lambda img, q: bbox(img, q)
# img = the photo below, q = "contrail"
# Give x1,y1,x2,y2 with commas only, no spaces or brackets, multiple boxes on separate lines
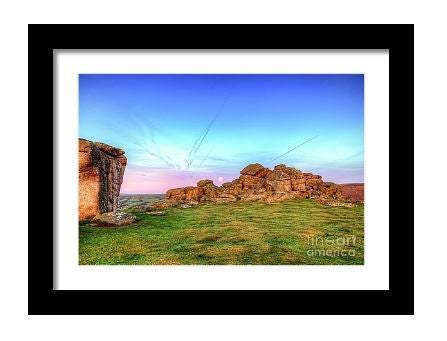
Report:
191,115,217,155
271,135,318,162
187,127,205,160
323,149,364,168
198,146,215,168
186,115,217,168
186,80,221,160
127,114,184,169
146,150,176,168
343,150,364,160
186,87,233,168
185,115,215,168
130,137,181,169
187,115,216,161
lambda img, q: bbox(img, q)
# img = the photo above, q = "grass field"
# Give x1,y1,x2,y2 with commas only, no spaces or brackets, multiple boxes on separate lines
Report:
79,198,364,265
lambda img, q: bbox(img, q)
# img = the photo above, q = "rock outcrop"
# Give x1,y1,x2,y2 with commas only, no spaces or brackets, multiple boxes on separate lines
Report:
150,163,363,210
340,183,364,202
79,138,127,220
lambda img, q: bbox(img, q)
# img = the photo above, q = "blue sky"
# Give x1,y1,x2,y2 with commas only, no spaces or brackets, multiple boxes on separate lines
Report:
79,74,364,194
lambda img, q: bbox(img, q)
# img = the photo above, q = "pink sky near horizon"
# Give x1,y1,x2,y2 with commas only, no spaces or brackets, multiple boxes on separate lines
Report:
120,166,364,194
120,168,236,194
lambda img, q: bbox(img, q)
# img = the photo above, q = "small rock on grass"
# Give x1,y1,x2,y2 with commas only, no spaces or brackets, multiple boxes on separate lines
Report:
324,201,355,208
146,211,166,216
92,211,137,227
180,204,192,208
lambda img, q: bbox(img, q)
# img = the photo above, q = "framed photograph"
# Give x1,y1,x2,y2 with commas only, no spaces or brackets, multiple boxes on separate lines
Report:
28,24,413,314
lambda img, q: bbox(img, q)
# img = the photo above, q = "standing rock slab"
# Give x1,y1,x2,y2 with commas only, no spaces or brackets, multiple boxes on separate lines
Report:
79,138,127,220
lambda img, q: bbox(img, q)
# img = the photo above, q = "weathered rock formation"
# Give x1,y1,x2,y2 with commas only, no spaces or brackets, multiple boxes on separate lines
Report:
79,138,127,220
340,183,364,202
150,163,363,210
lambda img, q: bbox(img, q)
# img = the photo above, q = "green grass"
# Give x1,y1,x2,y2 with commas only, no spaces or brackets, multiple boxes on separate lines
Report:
79,199,364,265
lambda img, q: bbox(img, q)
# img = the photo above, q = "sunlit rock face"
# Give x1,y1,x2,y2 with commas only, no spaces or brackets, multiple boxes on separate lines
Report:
150,163,363,210
340,183,364,203
79,139,127,220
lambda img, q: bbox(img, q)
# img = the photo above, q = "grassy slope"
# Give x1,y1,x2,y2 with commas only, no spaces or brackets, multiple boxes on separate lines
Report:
79,199,364,265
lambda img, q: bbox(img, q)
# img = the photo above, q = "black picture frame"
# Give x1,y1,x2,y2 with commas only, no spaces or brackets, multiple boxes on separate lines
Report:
28,24,414,315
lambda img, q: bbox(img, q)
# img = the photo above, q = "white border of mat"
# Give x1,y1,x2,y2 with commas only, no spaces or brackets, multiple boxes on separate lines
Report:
54,50,389,290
